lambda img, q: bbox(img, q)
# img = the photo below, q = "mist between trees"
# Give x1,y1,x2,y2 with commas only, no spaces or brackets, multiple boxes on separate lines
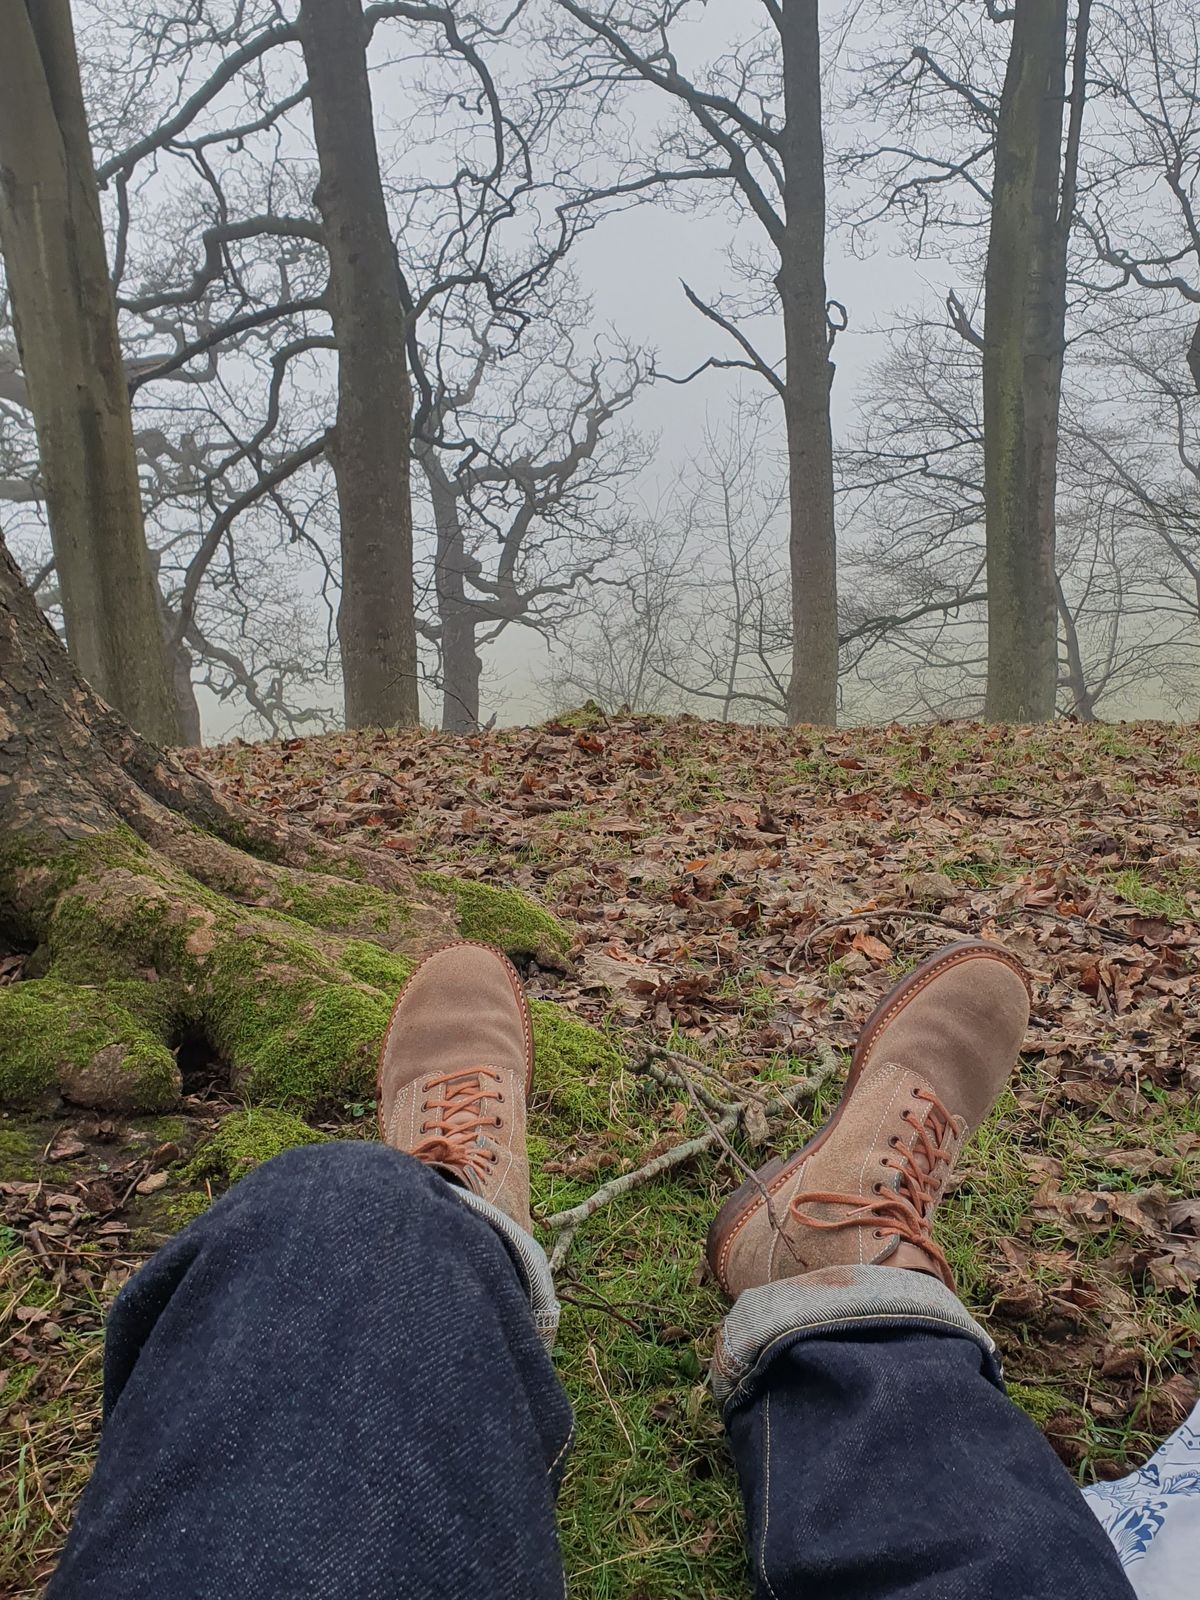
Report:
2,0,1199,741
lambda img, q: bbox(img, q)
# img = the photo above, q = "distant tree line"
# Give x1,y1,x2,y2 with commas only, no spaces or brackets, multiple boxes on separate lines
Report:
1,0,1198,738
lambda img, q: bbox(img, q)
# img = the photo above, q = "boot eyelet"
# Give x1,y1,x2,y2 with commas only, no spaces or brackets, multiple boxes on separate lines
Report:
872,1229,885,1239
872,1182,884,1194
888,1135,900,1147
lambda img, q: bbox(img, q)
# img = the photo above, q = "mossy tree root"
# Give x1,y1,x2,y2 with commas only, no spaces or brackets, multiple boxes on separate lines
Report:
0,829,572,1114
0,535,571,1115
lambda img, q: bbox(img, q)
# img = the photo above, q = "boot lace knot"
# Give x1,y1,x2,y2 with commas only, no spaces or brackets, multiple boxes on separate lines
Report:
411,1067,503,1181
790,1085,957,1289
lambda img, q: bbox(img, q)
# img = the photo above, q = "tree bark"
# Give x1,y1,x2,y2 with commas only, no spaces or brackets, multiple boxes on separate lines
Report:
170,637,204,746
298,0,420,729
440,606,483,734
983,0,1086,722
780,0,838,727
0,0,180,744
0,534,443,917
419,450,482,732
1055,575,1094,721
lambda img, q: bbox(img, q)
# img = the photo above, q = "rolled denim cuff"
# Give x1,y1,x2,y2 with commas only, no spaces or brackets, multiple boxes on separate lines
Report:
712,1264,998,1410
451,1187,560,1349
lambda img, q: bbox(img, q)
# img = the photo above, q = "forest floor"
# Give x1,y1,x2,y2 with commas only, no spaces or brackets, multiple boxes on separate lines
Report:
3,712,1200,1598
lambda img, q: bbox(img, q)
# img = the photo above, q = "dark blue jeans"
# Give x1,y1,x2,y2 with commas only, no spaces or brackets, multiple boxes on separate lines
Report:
48,1143,1135,1599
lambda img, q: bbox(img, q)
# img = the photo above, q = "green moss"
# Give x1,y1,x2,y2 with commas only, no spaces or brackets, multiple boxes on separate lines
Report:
185,1107,328,1187
529,1001,622,1127
340,940,413,994
221,818,284,860
2,825,150,900
552,700,607,729
274,876,412,942
419,874,570,960
136,1114,188,1145
308,847,364,880
0,1124,41,1180
230,980,393,1106
0,978,179,1111
48,866,194,986
161,1190,212,1227
1009,1382,1074,1428
2,828,571,1120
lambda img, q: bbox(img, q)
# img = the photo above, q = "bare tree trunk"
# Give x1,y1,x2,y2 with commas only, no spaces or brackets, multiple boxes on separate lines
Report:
983,0,1087,722
0,0,180,744
780,0,838,727
419,450,481,732
1055,575,1094,720
298,0,419,729
148,552,204,745
440,608,482,734
170,638,203,745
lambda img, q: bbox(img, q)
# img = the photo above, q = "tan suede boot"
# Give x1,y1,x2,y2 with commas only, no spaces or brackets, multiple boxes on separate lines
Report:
707,940,1030,1299
377,941,534,1232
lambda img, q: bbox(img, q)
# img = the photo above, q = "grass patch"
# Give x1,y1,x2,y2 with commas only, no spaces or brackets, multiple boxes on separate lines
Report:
1109,870,1190,923
553,1181,745,1599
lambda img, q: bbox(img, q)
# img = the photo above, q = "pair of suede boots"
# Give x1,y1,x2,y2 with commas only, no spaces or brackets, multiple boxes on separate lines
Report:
377,938,1030,1303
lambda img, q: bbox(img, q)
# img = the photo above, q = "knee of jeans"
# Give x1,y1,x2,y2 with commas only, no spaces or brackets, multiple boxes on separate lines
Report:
229,1141,447,1232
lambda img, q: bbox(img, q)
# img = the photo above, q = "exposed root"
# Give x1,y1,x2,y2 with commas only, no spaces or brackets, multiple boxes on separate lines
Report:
0,826,572,1115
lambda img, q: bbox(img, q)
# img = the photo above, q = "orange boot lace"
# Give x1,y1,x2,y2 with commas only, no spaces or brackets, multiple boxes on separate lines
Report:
411,1067,504,1182
790,1086,957,1289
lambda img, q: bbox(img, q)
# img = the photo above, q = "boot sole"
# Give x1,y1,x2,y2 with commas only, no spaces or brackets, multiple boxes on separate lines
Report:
704,938,1029,1294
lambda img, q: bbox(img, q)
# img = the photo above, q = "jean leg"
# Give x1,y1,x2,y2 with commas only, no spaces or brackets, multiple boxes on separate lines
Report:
718,1269,1136,1600
48,1143,573,1600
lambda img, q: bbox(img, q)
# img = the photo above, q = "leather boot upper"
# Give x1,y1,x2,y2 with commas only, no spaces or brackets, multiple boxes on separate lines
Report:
711,941,1030,1298
377,941,534,1232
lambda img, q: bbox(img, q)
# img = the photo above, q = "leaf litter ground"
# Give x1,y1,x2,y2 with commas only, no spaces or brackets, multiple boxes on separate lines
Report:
3,714,1199,1597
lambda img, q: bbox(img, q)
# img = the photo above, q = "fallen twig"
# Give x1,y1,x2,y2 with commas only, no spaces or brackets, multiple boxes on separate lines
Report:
993,906,1137,944
797,901,1138,962
557,1284,646,1333
799,907,967,960
647,1046,771,1105
673,1061,772,1197
637,1055,738,1117
548,1222,580,1273
544,1054,837,1273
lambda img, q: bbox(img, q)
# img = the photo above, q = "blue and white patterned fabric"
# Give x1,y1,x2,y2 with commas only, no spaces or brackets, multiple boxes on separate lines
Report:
1083,1403,1200,1599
